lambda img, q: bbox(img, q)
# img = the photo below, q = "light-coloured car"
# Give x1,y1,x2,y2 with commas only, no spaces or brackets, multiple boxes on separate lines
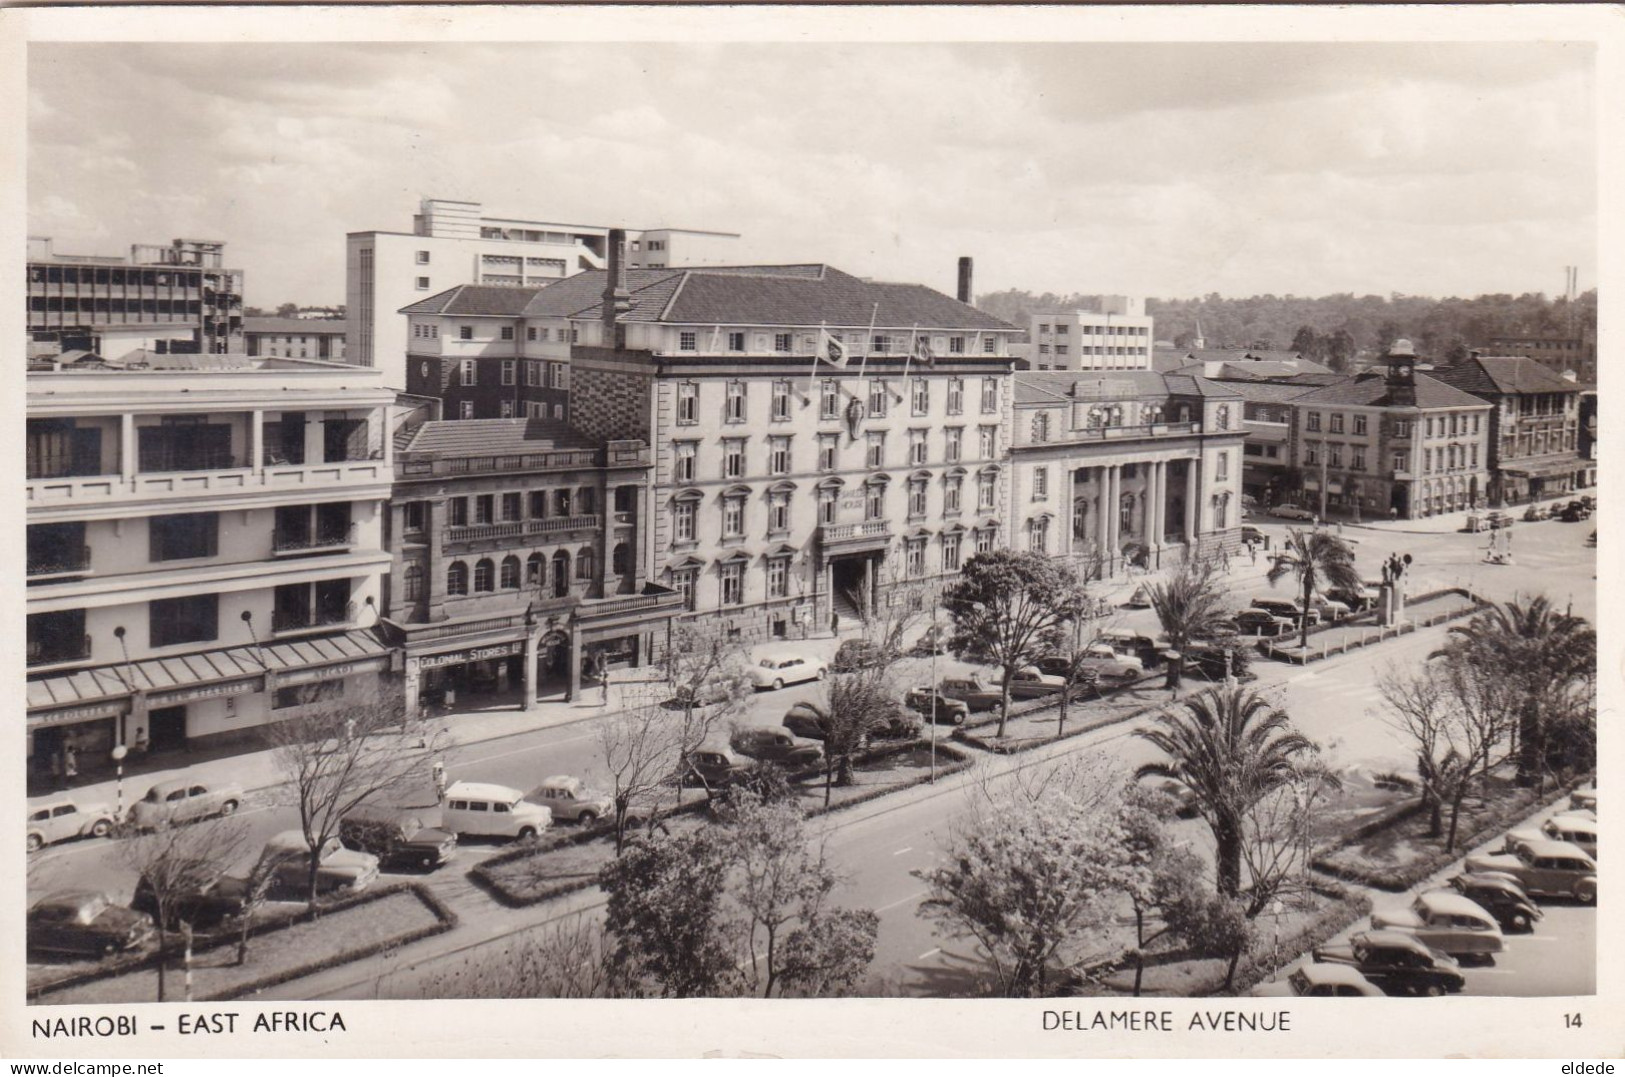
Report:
441,781,553,841
127,777,243,829
1505,814,1597,861
1250,963,1384,998
529,776,612,825
1004,666,1067,698
255,831,381,897
747,652,827,691
1569,789,1597,814
1309,593,1353,621
1465,838,1597,903
27,796,117,852
1274,505,1317,521
1370,891,1505,958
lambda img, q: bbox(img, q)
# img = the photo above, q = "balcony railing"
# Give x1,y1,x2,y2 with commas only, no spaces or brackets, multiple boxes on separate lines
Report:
818,520,894,552
272,602,356,634
27,546,92,579
1061,421,1204,442
398,449,605,478
443,515,601,546
138,450,244,474
398,613,529,642
579,588,685,620
28,635,92,668
272,524,357,554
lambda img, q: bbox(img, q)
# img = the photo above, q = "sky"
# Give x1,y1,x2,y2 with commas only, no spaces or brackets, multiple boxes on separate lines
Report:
27,40,1597,309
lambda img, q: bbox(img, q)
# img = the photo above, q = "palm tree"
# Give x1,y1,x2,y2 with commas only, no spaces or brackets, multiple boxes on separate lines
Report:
1434,596,1596,785
1264,527,1362,648
1147,558,1233,690
1133,687,1316,897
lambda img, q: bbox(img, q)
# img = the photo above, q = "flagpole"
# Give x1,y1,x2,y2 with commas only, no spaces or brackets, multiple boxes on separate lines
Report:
804,321,826,403
898,323,916,399
856,302,879,384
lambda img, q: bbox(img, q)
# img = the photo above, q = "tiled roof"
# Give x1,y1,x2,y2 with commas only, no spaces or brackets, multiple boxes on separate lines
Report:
1219,380,1321,403
1431,355,1584,397
1013,370,1241,405
243,317,346,335
401,418,597,456
1163,373,1244,399
1288,372,1492,410
106,350,260,371
1150,347,1193,373
399,284,540,317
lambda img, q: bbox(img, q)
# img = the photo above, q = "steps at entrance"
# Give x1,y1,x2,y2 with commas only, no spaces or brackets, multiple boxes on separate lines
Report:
831,589,863,623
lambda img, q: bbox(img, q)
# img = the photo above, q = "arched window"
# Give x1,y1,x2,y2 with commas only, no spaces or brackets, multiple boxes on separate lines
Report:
576,545,595,580
500,555,521,589
551,550,570,597
473,558,495,592
403,562,424,602
612,542,630,576
527,551,545,585
446,561,468,596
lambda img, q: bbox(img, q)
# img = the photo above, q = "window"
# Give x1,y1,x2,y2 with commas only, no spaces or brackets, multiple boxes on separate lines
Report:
1354,414,1368,436
447,498,469,527
772,380,792,421
819,489,837,525
728,332,746,352
722,496,745,537
1306,412,1321,432
909,478,928,518
942,532,962,572
499,327,515,344
679,331,697,351
947,377,964,415
911,378,930,415
472,558,494,592
677,382,699,425
526,327,538,343
554,488,573,517
459,326,474,342
724,439,746,479
1329,414,1343,434
981,377,999,413
404,501,426,532
868,380,888,419
979,426,997,459
1305,447,1318,466
416,276,430,290
1056,345,1069,356
1393,419,1412,438
674,499,697,542
871,334,892,355
150,593,218,648
909,428,928,465
500,556,521,589
774,333,792,353
458,359,477,387
721,562,744,605
1470,443,1478,467
1028,516,1050,555
768,491,791,533
866,432,886,468
1392,453,1406,473
674,567,698,611
1216,452,1228,481
674,441,697,483
978,471,997,511
767,557,789,598
549,363,567,390
725,381,746,422
950,335,966,354
1032,412,1050,443
149,512,218,562
1423,448,1433,473
416,251,430,265
576,546,595,580
1426,417,1436,438
818,434,838,472
770,436,791,475
1032,466,1049,500
943,426,963,463
553,404,565,420
1353,449,1366,471
865,483,886,521
976,526,996,553
525,361,540,386
820,380,840,420
473,494,494,525
1329,446,1342,469
983,337,996,354
906,539,926,578
944,474,963,514
1472,414,1481,434
458,401,474,419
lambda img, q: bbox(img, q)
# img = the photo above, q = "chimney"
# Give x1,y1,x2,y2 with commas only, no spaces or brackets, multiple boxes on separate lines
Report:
957,257,973,304
602,228,631,350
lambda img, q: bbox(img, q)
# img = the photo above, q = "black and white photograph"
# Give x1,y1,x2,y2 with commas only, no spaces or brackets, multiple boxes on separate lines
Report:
3,2,1619,1060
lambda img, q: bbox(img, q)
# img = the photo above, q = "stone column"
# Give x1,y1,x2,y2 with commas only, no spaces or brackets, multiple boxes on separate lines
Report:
567,624,582,703
425,497,448,622
595,478,612,600
251,409,264,477
521,631,539,712
120,413,137,482
1105,464,1121,570
1185,457,1201,546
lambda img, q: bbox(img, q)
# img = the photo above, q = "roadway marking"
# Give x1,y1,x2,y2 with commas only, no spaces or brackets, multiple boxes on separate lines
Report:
891,846,914,857
917,947,941,960
876,888,928,914
459,740,568,768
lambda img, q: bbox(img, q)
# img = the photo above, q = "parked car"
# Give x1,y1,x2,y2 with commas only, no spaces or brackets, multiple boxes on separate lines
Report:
1004,666,1067,698
669,676,734,710
1240,525,1266,545
1230,609,1294,637
1522,503,1548,522
27,795,117,853
1504,813,1598,861
1250,963,1384,998
1325,584,1377,612
783,700,918,742
1251,597,1320,626
526,776,613,826
731,727,823,768
747,652,827,690
1369,891,1505,960
255,831,381,897
831,639,888,673
910,623,951,657
440,781,553,841
1465,838,1597,903
1312,930,1466,996
683,746,750,788
1308,593,1353,622
1092,630,1159,668
936,675,1003,712
339,805,458,870
1032,655,1107,686
1274,505,1317,521
27,891,155,959
1444,873,1542,933
1569,789,1598,814
1559,502,1591,522
1182,641,1252,682
1123,585,1152,609
127,778,243,830
131,870,250,929
903,686,969,726
782,701,830,741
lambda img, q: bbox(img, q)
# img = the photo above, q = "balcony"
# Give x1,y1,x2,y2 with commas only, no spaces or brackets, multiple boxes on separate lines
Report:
818,519,894,554
398,449,605,478
1058,421,1204,444
578,586,686,622
443,515,601,548
272,602,357,636
138,449,245,474
27,635,92,668
1393,469,1415,481
30,457,392,505
27,546,92,581
272,524,357,556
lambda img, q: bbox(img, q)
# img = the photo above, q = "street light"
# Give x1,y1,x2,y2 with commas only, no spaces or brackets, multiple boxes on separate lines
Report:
110,744,128,822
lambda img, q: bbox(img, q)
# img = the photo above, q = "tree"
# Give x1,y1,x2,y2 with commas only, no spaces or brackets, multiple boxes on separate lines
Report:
942,550,1088,738
263,690,437,904
1133,687,1318,898
797,667,898,804
600,829,741,998
1264,527,1362,648
427,915,615,999
275,302,299,318
117,817,250,1001
720,793,878,997
598,702,691,856
1146,557,1233,690
662,622,753,727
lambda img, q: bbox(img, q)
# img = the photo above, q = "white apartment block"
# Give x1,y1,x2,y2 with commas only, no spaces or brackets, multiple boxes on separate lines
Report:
1030,297,1155,371
25,356,395,785
346,196,739,389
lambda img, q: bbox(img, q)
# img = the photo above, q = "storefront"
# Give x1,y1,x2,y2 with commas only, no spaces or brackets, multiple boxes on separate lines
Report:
408,640,526,712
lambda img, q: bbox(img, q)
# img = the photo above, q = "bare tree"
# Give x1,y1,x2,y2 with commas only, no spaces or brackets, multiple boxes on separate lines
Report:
263,688,438,904
598,701,698,855
427,915,615,999
795,667,901,805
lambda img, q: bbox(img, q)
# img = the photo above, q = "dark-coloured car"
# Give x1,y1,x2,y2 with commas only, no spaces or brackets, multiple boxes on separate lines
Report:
1464,838,1597,903
1312,930,1466,996
910,623,951,657
1182,641,1252,682
1229,609,1294,637
903,686,969,726
1093,630,1162,668
730,727,823,768
831,639,889,673
131,871,250,929
683,747,750,788
1445,873,1542,933
28,891,155,958
1559,502,1591,522
783,700,919,741
1240,525,1266,545
339,806,458,872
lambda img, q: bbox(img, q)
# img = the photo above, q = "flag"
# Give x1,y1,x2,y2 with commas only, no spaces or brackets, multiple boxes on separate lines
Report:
824,328,849,368
914,333,935,367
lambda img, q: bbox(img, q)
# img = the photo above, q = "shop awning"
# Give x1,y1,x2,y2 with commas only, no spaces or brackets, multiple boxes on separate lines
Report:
1499,457,1582,479
28,629,391,712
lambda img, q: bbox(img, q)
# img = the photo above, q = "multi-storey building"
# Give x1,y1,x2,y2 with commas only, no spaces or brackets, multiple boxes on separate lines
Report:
1008,371,1247,574
1030,298,1154,371
27,236,245,358
1284,343,1492,519
243,317,347,361
25,356,395,789
1485,332,1596,385
397,285,574,421
1429,353,1586,504
346,196,738,387
381,418,683,714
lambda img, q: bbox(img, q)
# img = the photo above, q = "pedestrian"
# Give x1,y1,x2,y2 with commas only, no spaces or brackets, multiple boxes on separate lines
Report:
1249,542,1258,566
63,744,78,779
1390,506,1398,521
432,758,447,801
830,611,840,637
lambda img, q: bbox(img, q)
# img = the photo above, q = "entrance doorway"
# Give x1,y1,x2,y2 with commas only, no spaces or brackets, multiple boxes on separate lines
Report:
147,705,188,751
830,556,873,622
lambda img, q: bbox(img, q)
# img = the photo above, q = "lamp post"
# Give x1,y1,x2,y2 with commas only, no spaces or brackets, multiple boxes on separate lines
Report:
110,744,128,823
928,603,939,784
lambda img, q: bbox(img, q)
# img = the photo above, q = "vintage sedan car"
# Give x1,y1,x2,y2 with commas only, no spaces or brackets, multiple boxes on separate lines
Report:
682,746,750,789
1465,838,1597,903
1274,505,1317,521
527,776,613,826
126,777,243,830
28,891,155,958
1092,631,1159,668
1569,788,1597,814
1325,584,1377,613
1369,891,1505,959
1250,963,1384,998
27,795,118,852
784,700,919,741
1308,593,1353,622
1312,930,1466,996
1229,609,1295,637
339,806,458,871
730,727,823,768
1003,666,1067,699
1444,873,1542,933
1504,814,1598,862
746,652,827,691
131,870,251,929
902,687,969,726
1251,597,1321,626
1240,525,1266,545
831,639,889,673
936,675,1004,712
256,831,380,898
1123,585,1153,609
909,623,951,657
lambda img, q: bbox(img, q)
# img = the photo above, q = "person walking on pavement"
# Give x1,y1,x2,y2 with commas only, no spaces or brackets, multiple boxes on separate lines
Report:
63,744,78,780
432,758,447,801
599,656,611,706
1249,542,1258,566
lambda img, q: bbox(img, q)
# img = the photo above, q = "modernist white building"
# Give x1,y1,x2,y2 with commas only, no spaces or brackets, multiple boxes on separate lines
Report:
1030,297,1155,372
346,196,739,389
25,354,395,788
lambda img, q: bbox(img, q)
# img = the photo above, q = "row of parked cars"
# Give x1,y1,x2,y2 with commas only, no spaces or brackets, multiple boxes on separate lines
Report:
1253,790,1599,997
27,777,246,854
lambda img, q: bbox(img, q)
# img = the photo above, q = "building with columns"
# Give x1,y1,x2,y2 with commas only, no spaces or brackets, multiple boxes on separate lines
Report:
380,417,683,715
1008,371,1247,576
25,354,394,788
